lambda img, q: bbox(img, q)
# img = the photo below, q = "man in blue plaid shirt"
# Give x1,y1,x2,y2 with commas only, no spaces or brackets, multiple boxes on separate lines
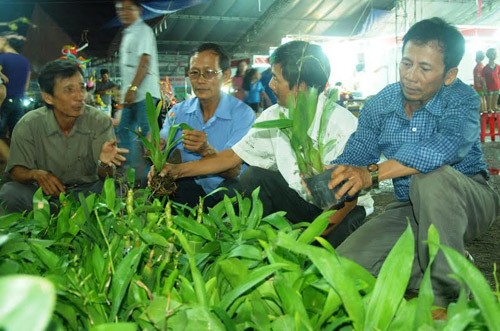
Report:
328,17,500,308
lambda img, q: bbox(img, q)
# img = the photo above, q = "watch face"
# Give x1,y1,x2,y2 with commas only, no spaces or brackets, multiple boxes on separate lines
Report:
368,164,379,172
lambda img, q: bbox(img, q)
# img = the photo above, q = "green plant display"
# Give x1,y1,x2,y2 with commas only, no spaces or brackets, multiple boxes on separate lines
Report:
253,88,338,178
0,181,498,330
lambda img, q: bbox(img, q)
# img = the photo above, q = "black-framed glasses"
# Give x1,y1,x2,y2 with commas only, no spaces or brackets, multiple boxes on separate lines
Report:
188,69,223,80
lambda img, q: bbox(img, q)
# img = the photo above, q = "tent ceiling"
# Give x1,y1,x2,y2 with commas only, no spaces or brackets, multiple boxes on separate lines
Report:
2,0,499,62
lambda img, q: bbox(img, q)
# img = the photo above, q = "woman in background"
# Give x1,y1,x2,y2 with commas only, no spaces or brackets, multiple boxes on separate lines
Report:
231,60,247,101
242,67,267,113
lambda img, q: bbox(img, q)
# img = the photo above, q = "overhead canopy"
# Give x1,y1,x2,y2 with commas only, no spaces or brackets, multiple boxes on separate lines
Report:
1,0,499,67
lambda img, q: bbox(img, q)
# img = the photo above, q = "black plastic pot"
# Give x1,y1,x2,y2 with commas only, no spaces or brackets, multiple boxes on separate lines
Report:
304,168,348,210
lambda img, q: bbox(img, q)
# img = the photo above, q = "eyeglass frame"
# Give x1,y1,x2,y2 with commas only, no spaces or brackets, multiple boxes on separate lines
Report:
188,69,224,80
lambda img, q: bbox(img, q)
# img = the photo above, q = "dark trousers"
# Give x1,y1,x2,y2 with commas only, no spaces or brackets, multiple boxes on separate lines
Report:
170,177,240,209
239,166,366,247
0,98,25,138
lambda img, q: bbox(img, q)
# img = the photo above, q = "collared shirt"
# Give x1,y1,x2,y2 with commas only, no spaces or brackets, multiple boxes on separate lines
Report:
160,93,255,193
334,79,488,201
6,105,115,185
233,94,363,201
119,18,161,102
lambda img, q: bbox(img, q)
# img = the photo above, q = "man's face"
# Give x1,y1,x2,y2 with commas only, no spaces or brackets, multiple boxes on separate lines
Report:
269,64,293,107
101,73,109,81
189,50,226,102
42,72,86,119
116,0,140,26
399,40,456,105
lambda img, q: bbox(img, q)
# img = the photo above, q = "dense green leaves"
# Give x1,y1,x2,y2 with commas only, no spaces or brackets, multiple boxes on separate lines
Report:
1,184,498,330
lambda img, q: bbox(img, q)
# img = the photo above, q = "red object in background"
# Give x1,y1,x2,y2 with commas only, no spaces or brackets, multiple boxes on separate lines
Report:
489,167,500,175
480,112,500,142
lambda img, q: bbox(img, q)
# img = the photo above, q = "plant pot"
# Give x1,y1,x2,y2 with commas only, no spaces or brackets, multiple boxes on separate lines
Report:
304,168,348,210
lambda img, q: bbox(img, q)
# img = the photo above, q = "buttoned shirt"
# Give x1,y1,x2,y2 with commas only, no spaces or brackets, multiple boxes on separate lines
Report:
160,93,255,193
334,79,488,201
6,105,115,185
233,94,360,201
119,18,161,102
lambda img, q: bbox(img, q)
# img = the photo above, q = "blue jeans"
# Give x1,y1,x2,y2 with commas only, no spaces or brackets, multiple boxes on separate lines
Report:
116,99,151,184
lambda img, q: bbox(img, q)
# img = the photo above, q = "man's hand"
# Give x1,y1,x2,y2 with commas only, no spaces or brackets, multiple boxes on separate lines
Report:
182,129,212,156
33,170,66,196
124,89,136,105
159,163,182,179
99,140,129,166
328,165,372,199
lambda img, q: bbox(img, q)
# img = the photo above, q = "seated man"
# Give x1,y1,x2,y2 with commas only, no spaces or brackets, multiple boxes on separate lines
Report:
154,40,373,247
0,59,128,213
159,43,255,208
328,18,500,307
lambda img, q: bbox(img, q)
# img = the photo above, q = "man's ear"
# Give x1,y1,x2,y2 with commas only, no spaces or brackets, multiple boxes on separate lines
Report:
444,67,458,86
41,92,54,106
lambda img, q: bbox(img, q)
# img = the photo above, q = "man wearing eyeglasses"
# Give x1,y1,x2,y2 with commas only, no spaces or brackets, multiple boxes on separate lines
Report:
115,0,161,185
157,43,255,208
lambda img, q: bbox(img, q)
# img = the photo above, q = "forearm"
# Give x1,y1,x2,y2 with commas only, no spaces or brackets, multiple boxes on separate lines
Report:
130,55,150,88
378,159,419,182
177,149,242,178
323,199,357,235
199,144,241,179
10,166,40,184
97,161,116,180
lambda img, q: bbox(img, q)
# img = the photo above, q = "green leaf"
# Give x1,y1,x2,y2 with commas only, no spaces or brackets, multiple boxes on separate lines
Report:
276,234,365,330
274,274,314,331
30,242,60,271
252,118,293,129
440,244,500,330
0,275,56,331
364,223,414,331
297,211,331,244
227,244,262,261
90,323,137,331
103,178,116,213
173,215,214,241
109,246,145,321
219,263,288,311
179,123,194,130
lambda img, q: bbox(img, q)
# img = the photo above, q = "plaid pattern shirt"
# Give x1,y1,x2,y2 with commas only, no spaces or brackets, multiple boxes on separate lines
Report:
333,79,488,201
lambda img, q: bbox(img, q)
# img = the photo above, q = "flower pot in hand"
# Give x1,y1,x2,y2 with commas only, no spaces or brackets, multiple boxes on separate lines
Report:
304,168,348,210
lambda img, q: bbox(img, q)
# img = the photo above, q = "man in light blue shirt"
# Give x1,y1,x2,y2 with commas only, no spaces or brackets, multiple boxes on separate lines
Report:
159,43,255,207
329,18,500,308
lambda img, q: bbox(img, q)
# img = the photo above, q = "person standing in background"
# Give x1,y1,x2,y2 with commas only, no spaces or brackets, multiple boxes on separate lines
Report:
115,0,161,185
242,67,268,113
0,32,31,148
231,60,247,101
473,51,487,113
95,68,117,116
482,48,500,113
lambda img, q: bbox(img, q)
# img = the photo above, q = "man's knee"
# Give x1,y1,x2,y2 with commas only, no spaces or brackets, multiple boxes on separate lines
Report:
410,165,457,197
239,167,271,195
0,182,35,213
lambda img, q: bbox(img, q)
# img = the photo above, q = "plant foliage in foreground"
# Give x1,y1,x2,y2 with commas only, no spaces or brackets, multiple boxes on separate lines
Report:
0,179,499,330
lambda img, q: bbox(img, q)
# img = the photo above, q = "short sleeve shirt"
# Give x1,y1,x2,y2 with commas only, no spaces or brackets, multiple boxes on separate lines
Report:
119,18,161,101
6,105,115,185
233,94,359,200
160,93,255,193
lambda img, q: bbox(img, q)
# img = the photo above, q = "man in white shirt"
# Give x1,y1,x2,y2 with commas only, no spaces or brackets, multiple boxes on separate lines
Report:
115,0,161,185
154,41,373,247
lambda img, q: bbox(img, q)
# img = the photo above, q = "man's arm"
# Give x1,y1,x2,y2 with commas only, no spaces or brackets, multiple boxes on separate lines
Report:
10,165,66,196
322,199,357,236
124,54,150,105
160,148,243,179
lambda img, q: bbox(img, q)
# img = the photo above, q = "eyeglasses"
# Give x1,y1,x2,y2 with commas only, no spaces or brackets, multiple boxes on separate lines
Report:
188,69,223,80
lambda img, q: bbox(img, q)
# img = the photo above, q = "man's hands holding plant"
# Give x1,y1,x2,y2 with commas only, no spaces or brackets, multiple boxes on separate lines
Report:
182,129,215,156
328,165,372,199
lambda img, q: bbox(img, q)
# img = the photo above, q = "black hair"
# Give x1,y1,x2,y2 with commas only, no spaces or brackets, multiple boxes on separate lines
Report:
269,40,330,93
242,68,258,92
475,50,485,62
38,59,83,97
486,48,496,60
192,43,231,72
100,68,109,76
115,0,141,6
402,17,465,72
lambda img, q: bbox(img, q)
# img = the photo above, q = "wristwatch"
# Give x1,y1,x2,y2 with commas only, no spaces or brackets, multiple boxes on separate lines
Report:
367,163,379,189
128,85,138,92
97,159,116,170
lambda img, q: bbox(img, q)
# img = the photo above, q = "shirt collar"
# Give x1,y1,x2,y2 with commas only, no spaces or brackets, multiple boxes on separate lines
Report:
45,105,91,137
124,18,143,33
392,82,447,117
186,93,233,120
